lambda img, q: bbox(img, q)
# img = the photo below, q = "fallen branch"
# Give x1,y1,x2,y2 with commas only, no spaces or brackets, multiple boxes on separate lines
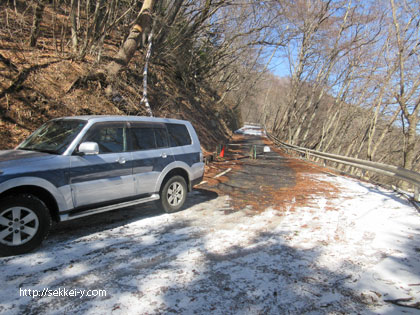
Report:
384,297,420,310
214,168,232,179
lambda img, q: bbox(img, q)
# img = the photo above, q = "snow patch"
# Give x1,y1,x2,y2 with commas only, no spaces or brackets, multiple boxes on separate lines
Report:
0,175,419,314
235,125,266,136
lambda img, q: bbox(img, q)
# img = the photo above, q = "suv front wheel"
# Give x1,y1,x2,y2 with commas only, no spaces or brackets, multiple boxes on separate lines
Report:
159,176,187,213
0,194,52,256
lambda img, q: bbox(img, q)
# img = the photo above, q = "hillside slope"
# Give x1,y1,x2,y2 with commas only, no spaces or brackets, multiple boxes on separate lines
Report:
0,4,238,152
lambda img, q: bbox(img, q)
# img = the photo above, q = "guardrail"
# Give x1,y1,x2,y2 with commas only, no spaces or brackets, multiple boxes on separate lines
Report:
266,133,420,202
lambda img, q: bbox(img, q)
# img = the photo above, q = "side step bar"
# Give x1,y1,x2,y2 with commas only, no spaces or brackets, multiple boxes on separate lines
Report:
60,194,160,221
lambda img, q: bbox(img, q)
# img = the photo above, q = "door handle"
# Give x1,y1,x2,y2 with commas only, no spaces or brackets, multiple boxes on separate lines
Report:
117,157,126,164
161,153,167,158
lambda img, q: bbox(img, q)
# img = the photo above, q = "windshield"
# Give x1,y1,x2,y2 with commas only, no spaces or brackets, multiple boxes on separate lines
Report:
18,119,87,154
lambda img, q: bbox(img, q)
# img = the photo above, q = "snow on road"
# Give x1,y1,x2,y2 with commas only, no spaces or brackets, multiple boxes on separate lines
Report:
0,124,419,314
235,124,266,136
0,174,419,314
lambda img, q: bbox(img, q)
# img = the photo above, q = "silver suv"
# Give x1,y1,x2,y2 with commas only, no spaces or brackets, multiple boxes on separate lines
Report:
0,116,204,256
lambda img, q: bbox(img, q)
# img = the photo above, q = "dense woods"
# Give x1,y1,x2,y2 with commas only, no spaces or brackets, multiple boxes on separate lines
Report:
0,0,419,178
240,0,420,179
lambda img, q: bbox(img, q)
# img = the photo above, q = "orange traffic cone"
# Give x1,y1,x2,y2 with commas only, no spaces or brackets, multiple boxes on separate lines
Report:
220,146,225,158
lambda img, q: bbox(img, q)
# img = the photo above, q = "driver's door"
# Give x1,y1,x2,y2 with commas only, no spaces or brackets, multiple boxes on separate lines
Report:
69,122,135,208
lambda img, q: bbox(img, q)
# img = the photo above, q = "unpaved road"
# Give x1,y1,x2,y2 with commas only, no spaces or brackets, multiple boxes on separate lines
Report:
0,134,419,314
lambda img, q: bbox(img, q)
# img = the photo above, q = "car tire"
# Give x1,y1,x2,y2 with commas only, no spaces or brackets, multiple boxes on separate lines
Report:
158,176,187,213
0,194,52,256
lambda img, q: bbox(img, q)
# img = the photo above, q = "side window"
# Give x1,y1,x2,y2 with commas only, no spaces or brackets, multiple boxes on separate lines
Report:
84,124,127,153
132,127,156,150
155,128,169,148
166,123,192,147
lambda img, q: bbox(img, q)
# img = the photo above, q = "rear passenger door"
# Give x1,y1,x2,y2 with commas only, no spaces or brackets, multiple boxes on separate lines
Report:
130,123,174,195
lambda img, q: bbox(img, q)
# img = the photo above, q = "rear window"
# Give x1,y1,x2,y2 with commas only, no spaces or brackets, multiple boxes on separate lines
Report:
166,123,192,147
155,128,169,148
132,127,155,150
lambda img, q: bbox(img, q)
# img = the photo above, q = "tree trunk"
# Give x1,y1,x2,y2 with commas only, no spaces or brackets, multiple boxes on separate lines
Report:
403,112,419,170
70,0,79,52
155,0,184,48
29,0,46,47
106,0,155,82
79,0,106,58
140,28,154,117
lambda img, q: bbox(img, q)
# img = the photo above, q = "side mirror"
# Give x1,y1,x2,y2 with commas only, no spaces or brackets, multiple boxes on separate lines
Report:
78,142,99,155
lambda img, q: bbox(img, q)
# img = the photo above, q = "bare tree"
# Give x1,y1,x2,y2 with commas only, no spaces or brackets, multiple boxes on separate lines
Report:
389,0,420,171
29,0,47,47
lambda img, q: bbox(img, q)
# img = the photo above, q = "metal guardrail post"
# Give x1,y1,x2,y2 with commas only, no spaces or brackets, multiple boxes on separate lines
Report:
248,145,257,159
415,186,419,202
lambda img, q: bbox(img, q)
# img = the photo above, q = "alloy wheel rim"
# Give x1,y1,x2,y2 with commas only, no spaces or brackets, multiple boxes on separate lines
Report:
167,182,184,207
0,207,39,246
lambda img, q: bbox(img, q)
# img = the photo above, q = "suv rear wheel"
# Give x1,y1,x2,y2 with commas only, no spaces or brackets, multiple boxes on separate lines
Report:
158,176,187,213
0,194,52,256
